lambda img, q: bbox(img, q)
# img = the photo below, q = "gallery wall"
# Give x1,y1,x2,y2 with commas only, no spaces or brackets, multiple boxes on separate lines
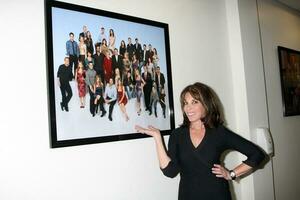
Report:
258,0,300,199
0,0,242,199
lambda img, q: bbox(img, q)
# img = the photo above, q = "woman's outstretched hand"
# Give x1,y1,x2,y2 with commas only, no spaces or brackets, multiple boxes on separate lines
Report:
135,125,161,139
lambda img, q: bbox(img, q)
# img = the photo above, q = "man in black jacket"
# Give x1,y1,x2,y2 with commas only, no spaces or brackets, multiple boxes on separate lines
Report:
111,48,123,76
57,57,73,112
93,45,104,85
155,66,166,118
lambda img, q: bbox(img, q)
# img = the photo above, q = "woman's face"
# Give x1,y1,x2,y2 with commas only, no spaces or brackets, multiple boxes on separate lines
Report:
183,92,205,124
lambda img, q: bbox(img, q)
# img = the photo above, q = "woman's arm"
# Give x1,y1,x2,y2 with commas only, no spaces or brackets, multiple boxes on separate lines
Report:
75,69,78,82
212,163,252,180
135,125,170,169
212,126,266,180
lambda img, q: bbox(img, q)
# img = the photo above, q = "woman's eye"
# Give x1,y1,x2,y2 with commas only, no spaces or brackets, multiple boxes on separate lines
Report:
192,100,199,104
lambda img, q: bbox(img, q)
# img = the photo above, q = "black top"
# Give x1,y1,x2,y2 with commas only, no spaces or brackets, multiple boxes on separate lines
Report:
57,64,72,85
161,125,266,200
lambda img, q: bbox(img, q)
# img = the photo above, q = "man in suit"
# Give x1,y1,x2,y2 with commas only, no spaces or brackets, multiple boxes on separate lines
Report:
85,62,97,117
66,32,79,78
97,27,107,44
104,78,117,121
134,38,142,62
93,45,105,85
57,57,73,112
145,44,154,63
155,66,166,118
127,37,134,61
142,65,153,113
140,44,147,69
111,48,123,76
79,25,88,41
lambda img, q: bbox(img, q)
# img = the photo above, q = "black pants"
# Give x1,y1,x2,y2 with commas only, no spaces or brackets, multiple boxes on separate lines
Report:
143,86,151,110
95,96,105,113
88,87,95,115
60,83,72,108
106,97,116,118
69,55,78,77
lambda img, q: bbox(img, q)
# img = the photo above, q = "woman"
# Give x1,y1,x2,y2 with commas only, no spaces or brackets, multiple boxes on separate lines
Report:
123,52,131,75
75,62,86,108
152,48,159,69
117,79,129,121
134,69,145,115
108,29,116,51
114,67,121,86
149,82,159,117
135,82,266,200
132,54,139,72
123,71,134,100
119,40,126,57
78,36,87,63
101,38,108,48
93,75,106,116
103,48,113,84
85,31,94,55
146,57,154,79
84,51,94,69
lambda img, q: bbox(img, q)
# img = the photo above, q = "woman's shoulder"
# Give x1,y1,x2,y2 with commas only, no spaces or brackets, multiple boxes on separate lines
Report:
171,126,188,137
208,124,238,139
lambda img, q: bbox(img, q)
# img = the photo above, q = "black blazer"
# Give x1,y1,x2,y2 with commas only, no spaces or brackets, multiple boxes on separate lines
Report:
93,53,104,73
155,73,165,89
112,54,124,72
142,71,153,90
133,43,142,60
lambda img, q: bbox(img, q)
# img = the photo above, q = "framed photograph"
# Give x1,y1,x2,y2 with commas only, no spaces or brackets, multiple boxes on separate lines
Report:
277,46,300,116
45,0,175,148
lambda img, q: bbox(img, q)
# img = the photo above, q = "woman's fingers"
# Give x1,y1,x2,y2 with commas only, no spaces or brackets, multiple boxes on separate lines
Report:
135,125,154,136
211,164,230,180
135,125,160,138
148,125,158,131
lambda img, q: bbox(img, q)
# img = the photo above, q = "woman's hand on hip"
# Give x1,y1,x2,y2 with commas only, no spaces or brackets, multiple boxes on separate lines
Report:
211,164,231,180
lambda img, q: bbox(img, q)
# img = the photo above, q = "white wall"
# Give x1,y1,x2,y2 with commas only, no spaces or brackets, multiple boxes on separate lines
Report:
225,1,275,199
258,0,300,199
0,0,247,199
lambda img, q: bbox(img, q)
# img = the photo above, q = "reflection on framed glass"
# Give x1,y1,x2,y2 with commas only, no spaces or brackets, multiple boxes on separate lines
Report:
277,46,300,116
45,0,175,148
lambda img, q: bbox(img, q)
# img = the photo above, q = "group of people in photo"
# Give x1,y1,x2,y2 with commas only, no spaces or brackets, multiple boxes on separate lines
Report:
57,25,167,122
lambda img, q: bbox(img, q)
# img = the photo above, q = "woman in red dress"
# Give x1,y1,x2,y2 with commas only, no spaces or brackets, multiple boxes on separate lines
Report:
103,48,113,84
117,78,129,121
75,62,86,108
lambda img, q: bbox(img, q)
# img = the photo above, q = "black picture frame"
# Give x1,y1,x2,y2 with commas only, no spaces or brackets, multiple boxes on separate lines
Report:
277,46,300,116
45,0,175,148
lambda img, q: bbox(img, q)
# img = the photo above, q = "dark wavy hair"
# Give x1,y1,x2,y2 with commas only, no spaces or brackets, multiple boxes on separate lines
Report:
180,82,224,128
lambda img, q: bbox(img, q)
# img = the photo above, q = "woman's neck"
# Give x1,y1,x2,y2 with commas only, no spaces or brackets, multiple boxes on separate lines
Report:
190,120,204,130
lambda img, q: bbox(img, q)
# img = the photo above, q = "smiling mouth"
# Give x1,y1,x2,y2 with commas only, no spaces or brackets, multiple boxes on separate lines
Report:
186,112,195,117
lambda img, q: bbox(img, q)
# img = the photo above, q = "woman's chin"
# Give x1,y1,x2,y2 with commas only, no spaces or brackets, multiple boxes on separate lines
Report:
188,117,201,124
